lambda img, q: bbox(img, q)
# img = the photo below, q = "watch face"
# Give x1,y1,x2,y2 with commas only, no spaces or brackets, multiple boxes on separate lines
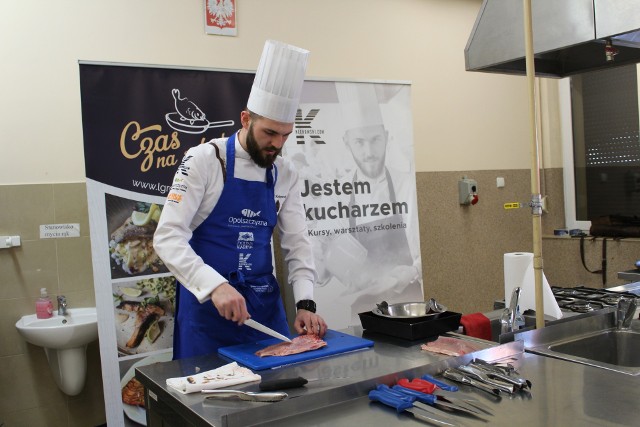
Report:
297,300,316,313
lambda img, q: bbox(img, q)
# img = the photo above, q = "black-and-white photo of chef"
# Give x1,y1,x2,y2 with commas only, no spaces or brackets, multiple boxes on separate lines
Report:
307,82,424,327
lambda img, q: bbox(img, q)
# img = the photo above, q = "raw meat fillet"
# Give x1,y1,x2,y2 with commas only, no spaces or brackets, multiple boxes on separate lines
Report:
420,336,480,356
255,334,327,357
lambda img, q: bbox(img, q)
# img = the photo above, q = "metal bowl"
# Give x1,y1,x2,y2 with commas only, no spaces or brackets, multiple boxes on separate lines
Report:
372,301,447,319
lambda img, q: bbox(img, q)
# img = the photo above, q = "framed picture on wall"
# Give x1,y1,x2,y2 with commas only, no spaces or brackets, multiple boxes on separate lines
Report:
205,0,237,36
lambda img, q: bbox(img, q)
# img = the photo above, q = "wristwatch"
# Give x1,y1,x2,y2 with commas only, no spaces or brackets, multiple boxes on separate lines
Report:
296,299,316,313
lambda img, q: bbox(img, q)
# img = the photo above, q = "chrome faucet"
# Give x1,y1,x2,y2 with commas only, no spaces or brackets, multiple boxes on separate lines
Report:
616,297,637,331
500,287,521,334
57,295,67,316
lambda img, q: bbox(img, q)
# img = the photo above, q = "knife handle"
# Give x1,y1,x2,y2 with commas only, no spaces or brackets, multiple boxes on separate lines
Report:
421,374,459,392
392,385,437,405
369,389,413,413
259,376,308,391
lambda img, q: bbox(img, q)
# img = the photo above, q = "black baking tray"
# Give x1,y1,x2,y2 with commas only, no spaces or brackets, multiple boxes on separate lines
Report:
358,310,462,341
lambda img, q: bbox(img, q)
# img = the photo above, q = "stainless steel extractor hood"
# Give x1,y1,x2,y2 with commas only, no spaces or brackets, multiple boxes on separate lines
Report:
465,0,640,77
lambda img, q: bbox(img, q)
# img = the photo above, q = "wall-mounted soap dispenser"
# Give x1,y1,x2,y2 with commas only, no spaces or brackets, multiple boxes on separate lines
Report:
459,176,478,205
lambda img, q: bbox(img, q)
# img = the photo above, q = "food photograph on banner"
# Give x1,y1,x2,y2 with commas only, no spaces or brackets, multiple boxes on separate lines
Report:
286,81,424,329
113,275,176,356
106,195,168,279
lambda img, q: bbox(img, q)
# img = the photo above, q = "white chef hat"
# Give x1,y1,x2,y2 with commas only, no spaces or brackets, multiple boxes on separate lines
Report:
335,82,384,132
247,40,310,124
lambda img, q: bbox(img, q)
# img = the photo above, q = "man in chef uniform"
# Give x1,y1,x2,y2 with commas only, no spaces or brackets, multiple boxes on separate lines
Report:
321,83,423,323
154,40,327,359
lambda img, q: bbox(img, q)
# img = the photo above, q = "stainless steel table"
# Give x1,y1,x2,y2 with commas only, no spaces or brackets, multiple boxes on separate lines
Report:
136,327,639,427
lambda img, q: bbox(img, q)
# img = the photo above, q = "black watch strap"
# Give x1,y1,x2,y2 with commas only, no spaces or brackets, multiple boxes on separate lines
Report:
296,299,316,313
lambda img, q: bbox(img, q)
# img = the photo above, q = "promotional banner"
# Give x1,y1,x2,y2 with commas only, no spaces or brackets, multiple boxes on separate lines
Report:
80,62,252,426
289,81,423,328
80,63,421,425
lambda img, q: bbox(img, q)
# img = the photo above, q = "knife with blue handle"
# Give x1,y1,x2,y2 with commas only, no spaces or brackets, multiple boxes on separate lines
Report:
369,388,457,426
392,385,485,418
421,374,459,391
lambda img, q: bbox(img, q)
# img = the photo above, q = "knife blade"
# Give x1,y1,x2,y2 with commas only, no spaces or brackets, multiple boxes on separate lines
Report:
244,319,292,342
202,389,288,402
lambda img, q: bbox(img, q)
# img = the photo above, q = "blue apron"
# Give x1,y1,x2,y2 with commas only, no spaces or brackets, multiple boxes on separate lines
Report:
173,133,289,360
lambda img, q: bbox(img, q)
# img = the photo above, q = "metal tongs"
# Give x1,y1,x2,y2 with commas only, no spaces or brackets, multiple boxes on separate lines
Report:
442,369,501,397
202,389,288,402
455,365,515,394
470,359,532,390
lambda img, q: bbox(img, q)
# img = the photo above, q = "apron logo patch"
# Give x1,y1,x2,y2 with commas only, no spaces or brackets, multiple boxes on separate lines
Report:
238,253,252,271
241,208,261,217
251,283,273,294
237,232,254,249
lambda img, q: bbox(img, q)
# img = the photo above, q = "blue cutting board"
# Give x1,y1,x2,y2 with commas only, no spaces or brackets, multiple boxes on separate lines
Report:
218,329,374,370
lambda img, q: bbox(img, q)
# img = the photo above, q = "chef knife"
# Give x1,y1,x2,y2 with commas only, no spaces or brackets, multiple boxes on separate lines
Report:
202,389,288,402
259,376,308,391
259,375,351,391
244,319,292,343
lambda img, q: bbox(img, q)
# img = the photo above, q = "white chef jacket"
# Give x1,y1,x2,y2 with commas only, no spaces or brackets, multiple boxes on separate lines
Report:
153,133,316,305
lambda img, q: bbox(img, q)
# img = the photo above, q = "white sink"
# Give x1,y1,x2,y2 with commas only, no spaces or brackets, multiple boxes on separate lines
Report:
16,307,98,349
15,307,98,395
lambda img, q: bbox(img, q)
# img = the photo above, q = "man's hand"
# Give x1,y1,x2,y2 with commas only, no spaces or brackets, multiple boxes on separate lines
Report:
294,310,328,338
210,283,250,325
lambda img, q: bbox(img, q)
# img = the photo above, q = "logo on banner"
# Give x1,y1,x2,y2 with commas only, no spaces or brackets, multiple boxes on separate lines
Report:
119,89,235,174
166,89,234,135
295,109,326,145
237,232,254,249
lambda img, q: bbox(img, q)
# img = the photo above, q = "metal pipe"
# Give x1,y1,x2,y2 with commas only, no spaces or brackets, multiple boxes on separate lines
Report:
523,0,546,329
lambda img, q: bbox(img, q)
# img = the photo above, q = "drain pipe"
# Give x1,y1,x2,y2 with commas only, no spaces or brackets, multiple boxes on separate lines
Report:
523,0,546,329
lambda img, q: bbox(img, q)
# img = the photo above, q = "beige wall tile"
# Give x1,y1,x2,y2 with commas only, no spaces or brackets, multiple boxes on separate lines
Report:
0,297,33,357
417,170,533,314
0,404,69,427
57,237,94,294
53,183,90,238
542,237,640,288
0,239,58,300
0,352,67,414
0,184,55,241
57,290,97,310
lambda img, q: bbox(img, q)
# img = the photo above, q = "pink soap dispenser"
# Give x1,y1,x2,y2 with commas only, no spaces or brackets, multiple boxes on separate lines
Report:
36,288,53,319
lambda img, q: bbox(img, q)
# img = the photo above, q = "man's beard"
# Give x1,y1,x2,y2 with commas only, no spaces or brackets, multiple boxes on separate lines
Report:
354,153,385,179
246,123,281,168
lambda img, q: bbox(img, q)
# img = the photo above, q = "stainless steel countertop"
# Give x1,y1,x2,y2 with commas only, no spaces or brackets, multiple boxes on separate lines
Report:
617,270,640,282
265,350,639,427
608,280,640,295
136,326,639,427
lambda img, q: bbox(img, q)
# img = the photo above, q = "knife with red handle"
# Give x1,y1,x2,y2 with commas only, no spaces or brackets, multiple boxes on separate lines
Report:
397,378,438,394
